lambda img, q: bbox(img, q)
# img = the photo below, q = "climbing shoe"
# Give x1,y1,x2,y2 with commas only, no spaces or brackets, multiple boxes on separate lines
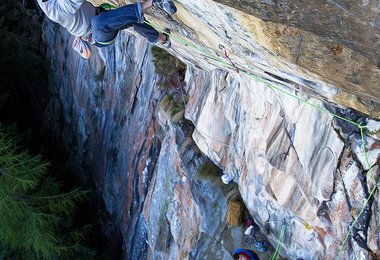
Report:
72,37,91,59
161,28,171,49
153,0,177,15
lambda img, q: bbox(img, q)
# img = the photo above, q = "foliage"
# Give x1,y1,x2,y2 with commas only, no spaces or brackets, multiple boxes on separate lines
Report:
151,46,179,77
152,46,188,122
167,93,187,115
0,132,93,259
197,161,220,179
0,1,96,258
151,46,186,83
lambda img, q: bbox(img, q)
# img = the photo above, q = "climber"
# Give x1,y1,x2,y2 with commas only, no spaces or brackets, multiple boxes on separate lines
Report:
36,0,177,59
233,248,260,260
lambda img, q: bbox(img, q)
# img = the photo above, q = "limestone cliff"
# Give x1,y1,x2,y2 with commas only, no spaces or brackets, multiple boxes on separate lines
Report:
42,0,380,259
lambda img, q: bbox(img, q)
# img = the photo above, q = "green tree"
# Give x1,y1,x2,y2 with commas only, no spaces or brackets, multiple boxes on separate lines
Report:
0,132,91,259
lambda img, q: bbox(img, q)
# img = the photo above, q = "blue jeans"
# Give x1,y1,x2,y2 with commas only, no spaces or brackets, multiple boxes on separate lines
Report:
91,3,160,47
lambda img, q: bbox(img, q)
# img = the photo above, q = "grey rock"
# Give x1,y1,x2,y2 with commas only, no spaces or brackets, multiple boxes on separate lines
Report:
41,0,380,259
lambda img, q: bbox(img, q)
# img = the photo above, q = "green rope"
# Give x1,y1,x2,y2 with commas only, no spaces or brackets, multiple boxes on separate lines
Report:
239,69,361,126
144,20,230,66
335,126,377,259
360,126,375,181
144,20,362,127
143,19,378,258
270,222,287,260
335,182,377,259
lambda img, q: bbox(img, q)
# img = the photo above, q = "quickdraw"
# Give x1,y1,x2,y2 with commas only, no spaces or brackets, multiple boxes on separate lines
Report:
218,44,240,74
303,221,312,231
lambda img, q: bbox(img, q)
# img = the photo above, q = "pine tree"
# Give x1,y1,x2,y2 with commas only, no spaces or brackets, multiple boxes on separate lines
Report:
0,132,91,259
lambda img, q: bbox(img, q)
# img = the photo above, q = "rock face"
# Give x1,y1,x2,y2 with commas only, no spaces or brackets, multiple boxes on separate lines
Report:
213,0,380,67
43,21,160,257
41,0,380,259
159,0,380,117
185,67,380,259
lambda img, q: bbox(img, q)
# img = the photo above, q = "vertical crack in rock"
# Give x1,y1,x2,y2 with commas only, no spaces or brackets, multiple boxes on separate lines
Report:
278,123,296,164
329,121,347,196
130,47,150,114
338,129,380,254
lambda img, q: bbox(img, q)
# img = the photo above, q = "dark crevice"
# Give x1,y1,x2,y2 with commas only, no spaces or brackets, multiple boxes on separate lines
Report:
264,71,292,84
341,175,353,213
329,122,348,202
342,136,379,254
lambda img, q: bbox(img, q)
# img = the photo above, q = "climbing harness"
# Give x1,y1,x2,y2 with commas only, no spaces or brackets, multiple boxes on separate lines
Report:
99,3,117,10
141,20,377,259
95,3,118,15
218,44,240,74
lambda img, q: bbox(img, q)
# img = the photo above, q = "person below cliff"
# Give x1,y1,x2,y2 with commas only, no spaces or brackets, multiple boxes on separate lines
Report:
37,0,177,59
233,248,260,260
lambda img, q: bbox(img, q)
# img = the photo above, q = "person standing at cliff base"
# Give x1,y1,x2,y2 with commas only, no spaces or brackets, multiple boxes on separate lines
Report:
37,0,177,59
233,248,260,260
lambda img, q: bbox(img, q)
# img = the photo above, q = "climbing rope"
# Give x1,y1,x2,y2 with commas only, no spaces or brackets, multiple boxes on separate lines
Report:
142,19,378,259
334,127,378,260
89,5,378,257
144,20,365,127
270,220,287,260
